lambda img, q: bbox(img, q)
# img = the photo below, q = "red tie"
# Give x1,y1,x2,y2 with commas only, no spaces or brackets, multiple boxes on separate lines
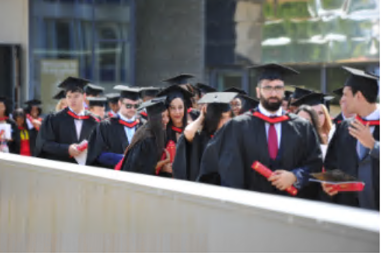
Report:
268,123,278,160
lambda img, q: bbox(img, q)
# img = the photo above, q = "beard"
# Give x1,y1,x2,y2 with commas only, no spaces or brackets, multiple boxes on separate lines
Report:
260,95,282,112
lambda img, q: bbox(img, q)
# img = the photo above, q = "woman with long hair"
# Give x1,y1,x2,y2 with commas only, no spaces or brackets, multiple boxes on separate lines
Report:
296,105,325,145
119,97,169,175
12,108,38,156
172,92,236,181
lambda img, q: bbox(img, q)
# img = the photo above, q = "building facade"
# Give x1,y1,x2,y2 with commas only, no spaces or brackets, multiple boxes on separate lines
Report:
0,0,379,113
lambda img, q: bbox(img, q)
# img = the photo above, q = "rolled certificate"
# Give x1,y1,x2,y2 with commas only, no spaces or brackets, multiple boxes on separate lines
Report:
251,161,298,196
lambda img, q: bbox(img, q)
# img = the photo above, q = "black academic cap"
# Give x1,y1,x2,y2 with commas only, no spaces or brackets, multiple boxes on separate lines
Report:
24,99,41,106
290,86,313,100
87,97,107,107
248,63,299,82
332,87,343,97
113,85,142,101
138,96,167,116
239,94,260,112
291,92,333,107
58,76,89,93
195,83,217,94
157,85,193,107
52,90,66,100
197,92,238,104
162,73,194,85
342,66,379,91
105,93,120,104
223,87,247,95
365,66,379,78
85,83,104,96
283,90,293,101
140,87,162,98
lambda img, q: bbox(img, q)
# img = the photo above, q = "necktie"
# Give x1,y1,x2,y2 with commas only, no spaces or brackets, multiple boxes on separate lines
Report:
268,122,278,160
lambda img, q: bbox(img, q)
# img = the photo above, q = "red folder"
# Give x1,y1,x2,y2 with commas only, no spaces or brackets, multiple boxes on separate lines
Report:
156,140,176,175
251,161,298,196
310,170,365,192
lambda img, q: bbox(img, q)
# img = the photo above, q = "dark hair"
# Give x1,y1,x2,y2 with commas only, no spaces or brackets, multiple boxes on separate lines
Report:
12,108,27,128
25,105,42,116
125,110,166,160
65,87,84,95
350,81,378,103
203,103,231,136
295,105,324,144
0,101,11,117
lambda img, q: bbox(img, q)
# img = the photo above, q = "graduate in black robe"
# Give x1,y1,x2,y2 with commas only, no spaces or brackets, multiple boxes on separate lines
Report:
0,97,18,153
12,108,38,156
120,97,168,175
86,86,145,168
198,64,323,198
105,93,120,118
323,67,380,211
35,77,100,163
173,92,237,181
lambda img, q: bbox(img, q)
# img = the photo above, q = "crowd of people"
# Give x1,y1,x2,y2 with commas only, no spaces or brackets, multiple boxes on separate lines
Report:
0,63,379,211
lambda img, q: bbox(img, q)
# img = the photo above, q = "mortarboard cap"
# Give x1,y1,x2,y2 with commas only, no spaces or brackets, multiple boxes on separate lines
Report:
291,92,333,107
85,83,104,96
198,92,238,105
105,93,120,104
157,85,193,107
195,83,216,95
87,97,107,107
239,94,260,112
58,76,89,93
283,90,293,101
140,86,162,98
248,63,299,82
290,86,313,100
332,87,343,97
162,73,194,85
24,99,42,106
53,90,66,100
138,96,167,116
223,87,247,95
113,85,142,101
342,66,379,91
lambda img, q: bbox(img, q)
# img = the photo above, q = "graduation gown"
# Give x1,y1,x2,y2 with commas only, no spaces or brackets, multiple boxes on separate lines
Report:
172,131,211,181
0,118,18,154
13,127,38,156
332,113,344,126
324,119,380,210
34,107,99,163
188,108,200,121
120,134,159,175
86,116,145,168
197,110,323,198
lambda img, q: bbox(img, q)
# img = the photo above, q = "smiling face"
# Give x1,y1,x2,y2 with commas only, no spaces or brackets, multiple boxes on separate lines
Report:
161,110,170,130
230,98,242,116
168,98,185,127
118,98,139,119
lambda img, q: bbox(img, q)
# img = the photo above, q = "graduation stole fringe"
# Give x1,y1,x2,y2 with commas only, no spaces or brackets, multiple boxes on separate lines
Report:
355,115,380,126
252,111,290,124
171,126,183,133
119,119,140,128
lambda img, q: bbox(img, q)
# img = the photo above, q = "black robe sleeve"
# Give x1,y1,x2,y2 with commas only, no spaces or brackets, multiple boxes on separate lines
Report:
7,119,18,154
34,114,70,158
173,132,210,181
86,123,108,166
120,137,158,175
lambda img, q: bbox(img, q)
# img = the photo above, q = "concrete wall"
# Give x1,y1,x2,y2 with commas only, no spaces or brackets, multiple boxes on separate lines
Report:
0,0,29,102
135,0,205,87
0,153,379,252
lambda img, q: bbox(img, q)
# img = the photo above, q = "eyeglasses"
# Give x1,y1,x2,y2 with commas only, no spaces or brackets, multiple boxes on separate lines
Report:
123,103,140,109
261,86,284,94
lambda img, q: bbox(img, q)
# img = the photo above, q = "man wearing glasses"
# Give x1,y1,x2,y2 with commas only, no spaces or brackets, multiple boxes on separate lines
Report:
86,86,145,168
198,64,322,200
